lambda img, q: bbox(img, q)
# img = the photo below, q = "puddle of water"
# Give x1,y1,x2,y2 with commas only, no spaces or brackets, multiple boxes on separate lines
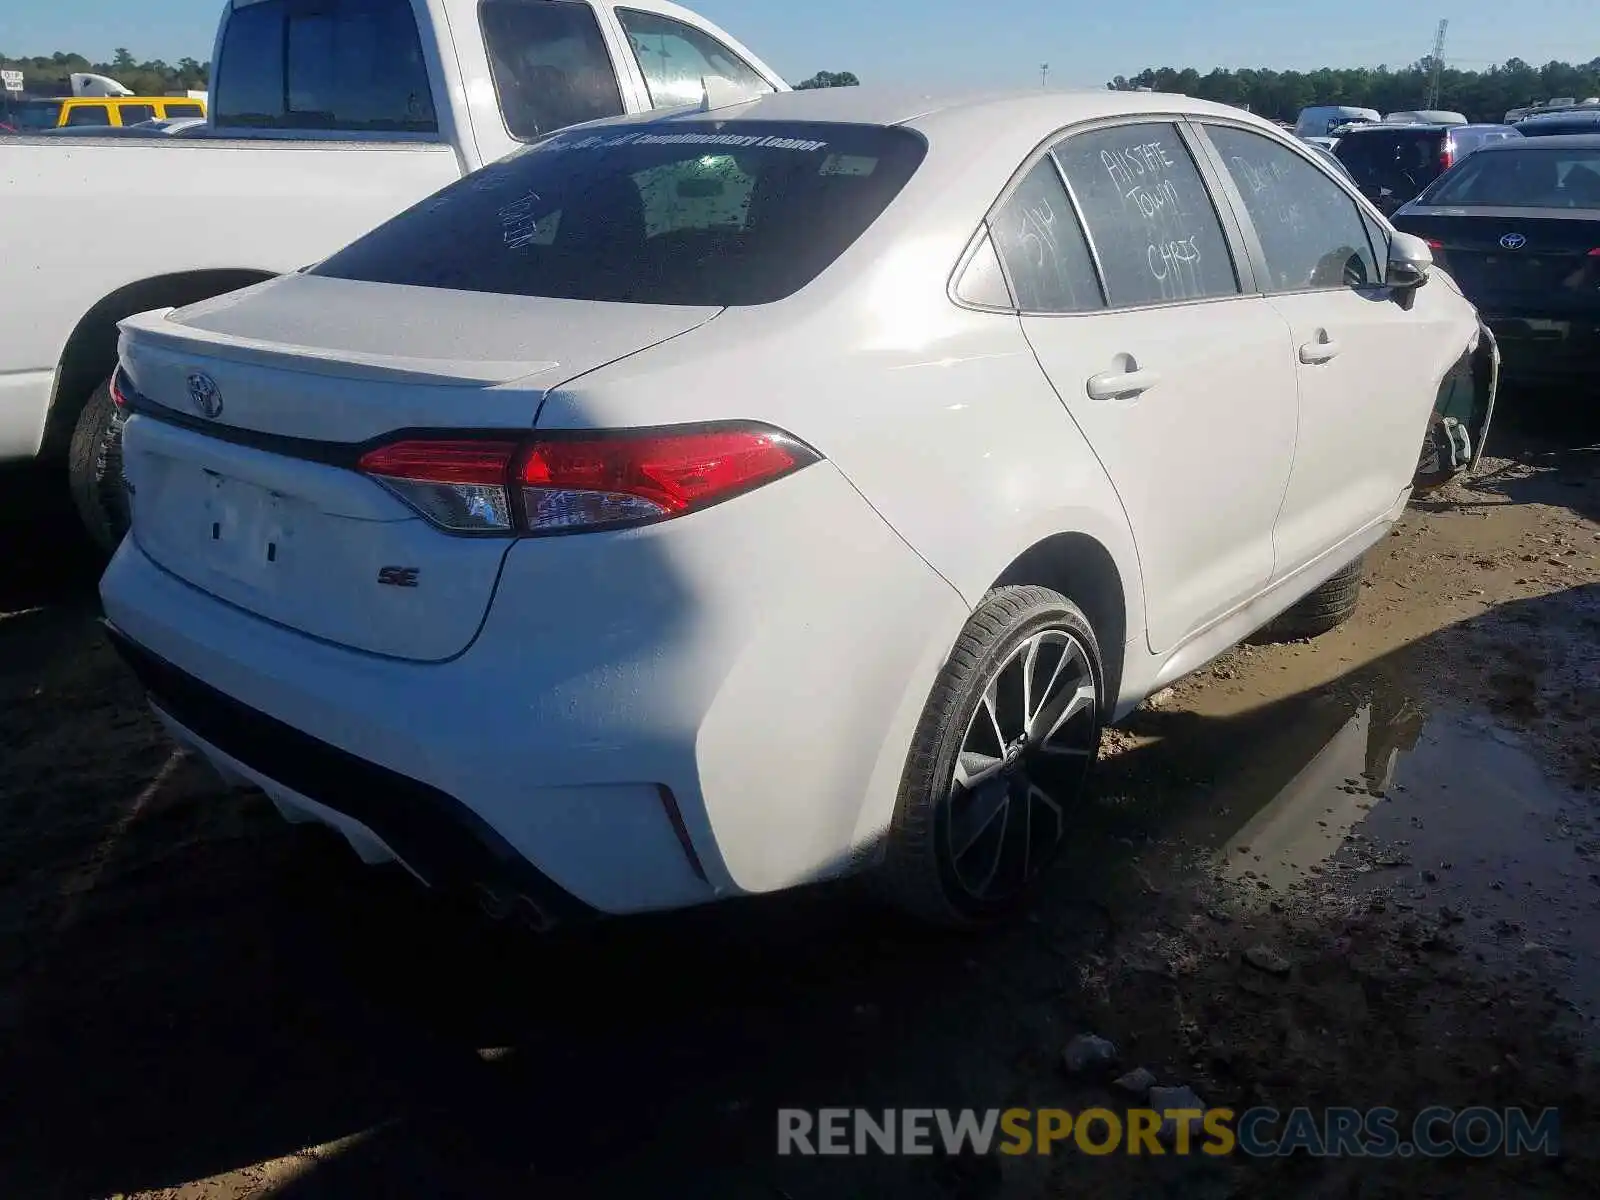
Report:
1216,692,1600,1019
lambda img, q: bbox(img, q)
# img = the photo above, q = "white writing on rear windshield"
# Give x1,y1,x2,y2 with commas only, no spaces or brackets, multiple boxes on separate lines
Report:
534,130,829,155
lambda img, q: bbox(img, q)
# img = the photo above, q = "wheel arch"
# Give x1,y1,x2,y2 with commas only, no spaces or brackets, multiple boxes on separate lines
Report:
40,268,276,461
991,531,1130,710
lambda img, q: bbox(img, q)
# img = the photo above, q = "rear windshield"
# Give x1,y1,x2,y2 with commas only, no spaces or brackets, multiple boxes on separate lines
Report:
311,120,928,305
1422,147,1600,208
1335,128,1444,191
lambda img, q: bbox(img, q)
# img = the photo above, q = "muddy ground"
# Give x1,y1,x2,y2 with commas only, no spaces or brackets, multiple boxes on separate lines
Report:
1,408,1598,1199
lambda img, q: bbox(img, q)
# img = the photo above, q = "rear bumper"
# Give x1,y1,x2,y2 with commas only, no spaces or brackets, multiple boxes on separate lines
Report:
105,623,597,925
1481,315,1600,384
99,461,969,915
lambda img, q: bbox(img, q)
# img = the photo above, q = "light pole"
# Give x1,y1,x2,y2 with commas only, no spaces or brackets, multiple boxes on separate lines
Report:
1040,63,1050,89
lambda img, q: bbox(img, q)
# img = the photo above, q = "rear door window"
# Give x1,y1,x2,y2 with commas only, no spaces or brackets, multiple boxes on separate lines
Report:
163,102,205,118
989,158,1103,312
1206,125,1380,292
1052,122,1239,307
616,7,773,110
311,120,927,305
118,104,156,125
213,0,437,132
480,0,626,141
64,104,111,127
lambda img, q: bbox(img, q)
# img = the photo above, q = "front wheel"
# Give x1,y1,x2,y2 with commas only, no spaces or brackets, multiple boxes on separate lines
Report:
67,376,129,555
876,586,1104,928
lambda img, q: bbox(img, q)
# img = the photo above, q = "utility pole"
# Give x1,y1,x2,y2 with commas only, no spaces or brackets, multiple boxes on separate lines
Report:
1426,18,1448,108
1040,63,1050,89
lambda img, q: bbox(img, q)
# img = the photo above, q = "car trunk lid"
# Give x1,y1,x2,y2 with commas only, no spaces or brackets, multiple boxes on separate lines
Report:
118,275,720,661
1393,208,1600,317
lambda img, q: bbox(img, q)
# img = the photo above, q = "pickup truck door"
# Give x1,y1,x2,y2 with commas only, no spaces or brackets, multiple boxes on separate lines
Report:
463,0,787,166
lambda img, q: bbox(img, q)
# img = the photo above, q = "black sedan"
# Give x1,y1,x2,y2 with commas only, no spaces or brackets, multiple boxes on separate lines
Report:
1393,134,1600,387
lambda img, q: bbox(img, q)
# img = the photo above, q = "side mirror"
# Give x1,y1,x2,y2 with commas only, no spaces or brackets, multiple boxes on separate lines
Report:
1388,231,1433,290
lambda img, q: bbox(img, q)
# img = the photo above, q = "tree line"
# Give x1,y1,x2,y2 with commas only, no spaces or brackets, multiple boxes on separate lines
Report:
1107,57,1600,124
795,71,860,90
0,49,208,97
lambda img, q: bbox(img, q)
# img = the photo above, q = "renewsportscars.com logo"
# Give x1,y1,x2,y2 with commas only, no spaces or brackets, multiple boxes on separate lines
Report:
777,1106,1560,1158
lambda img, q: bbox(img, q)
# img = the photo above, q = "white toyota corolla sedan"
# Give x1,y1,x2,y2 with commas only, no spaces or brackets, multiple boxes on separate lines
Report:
100,86,1496,929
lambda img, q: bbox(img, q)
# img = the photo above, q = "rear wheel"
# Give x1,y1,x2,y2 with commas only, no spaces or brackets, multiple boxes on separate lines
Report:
67,376,129,555
877,586,1104,928
1258,554,1364,641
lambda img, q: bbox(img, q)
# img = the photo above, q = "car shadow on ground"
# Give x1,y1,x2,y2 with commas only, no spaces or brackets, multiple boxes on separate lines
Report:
3,591,1596,1197
1,416,1597,1199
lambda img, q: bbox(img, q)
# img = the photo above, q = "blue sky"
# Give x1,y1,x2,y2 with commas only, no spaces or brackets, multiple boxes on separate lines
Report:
1,0,1594,87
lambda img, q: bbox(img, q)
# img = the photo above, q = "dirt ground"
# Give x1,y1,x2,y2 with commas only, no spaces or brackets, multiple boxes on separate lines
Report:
1,408,1597,1199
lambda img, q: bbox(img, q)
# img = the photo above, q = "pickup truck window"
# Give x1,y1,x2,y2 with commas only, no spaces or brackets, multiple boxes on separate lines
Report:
616,7,773,110
480,0,626,141
214,0,437,132
311,120,927,305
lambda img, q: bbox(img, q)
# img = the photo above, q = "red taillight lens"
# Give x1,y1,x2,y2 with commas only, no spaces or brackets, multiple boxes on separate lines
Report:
518,428,813,532
357,439,520,532
1425,238,1445,251
1588,247,1600,257
109,368,132,410
1439,146,1454,172
356,426,816,535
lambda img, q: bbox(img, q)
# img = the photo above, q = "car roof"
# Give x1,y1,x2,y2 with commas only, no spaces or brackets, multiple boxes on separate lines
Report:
1475,132,1600,151
592,85,1284,144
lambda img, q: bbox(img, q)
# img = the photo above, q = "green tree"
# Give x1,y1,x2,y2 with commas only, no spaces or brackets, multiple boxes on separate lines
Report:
795,70,860,90
1106,55,1600,123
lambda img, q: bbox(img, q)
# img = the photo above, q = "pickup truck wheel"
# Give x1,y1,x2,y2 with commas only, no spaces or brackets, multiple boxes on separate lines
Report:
876,586,1104,929
67,377,129,555
1258,555,1365,641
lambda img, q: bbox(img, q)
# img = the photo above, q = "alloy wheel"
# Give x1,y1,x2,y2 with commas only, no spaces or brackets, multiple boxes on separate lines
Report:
944,628,1098,902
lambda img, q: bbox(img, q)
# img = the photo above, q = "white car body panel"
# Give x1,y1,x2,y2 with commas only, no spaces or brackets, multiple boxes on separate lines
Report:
100,87,1488,916
0,0,787,463
1019,296,1298,654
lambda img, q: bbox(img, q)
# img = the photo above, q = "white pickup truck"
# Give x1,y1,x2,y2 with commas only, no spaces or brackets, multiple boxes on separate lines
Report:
0,0,786,548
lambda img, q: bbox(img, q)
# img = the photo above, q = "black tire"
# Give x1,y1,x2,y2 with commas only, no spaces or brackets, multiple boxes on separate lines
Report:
67,377,129,556
1259,554,1364,641
876,585,1104,929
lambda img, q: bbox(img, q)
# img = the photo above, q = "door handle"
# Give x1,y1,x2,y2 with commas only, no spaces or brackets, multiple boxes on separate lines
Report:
1085,368,1161,400
1298,338,1341,364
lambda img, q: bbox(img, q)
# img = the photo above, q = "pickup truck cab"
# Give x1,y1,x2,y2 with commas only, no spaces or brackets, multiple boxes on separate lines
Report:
0,0,786,548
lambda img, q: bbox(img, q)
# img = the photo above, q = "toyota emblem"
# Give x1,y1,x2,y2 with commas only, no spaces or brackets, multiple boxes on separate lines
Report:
187,373,223,419
1499,233,1527,250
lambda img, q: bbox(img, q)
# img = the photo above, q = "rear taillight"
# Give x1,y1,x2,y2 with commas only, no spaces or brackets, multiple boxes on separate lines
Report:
1439,145,1454,172
357,425,817,536
1588,247,1600,257
110,368,133,410
357,439,522,532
